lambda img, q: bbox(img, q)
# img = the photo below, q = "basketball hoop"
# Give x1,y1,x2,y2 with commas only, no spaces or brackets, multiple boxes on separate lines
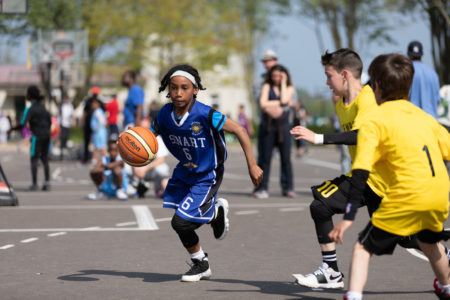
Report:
55,50,74,61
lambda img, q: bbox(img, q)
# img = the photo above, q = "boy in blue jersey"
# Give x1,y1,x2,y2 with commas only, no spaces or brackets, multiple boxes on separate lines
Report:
151,64,263,282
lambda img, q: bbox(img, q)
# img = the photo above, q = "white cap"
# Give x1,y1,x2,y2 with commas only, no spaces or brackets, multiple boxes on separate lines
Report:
261,49,277,61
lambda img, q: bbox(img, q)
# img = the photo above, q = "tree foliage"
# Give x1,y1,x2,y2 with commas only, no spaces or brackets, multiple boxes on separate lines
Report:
296,0,397,51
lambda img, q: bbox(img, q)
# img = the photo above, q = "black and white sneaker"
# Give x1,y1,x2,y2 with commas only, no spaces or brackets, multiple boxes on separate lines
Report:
181,254,212,282
210,198,229,240
295,262,344,289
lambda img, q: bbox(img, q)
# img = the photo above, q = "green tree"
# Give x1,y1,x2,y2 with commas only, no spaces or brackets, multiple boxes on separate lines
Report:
296,0,395,50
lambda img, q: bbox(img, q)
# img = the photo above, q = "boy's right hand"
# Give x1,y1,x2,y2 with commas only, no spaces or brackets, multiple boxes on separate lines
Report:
249,164,263,187
290,126,316,144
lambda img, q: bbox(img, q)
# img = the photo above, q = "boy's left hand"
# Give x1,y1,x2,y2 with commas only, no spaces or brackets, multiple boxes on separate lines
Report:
329,220,353,244
249,164,263,187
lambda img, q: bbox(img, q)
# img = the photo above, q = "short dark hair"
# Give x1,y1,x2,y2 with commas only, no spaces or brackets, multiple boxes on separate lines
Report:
159,64,205,99
26,85,44,101
321,48,363,79
124,70,136,80
265,64,292,86
368,53,414,101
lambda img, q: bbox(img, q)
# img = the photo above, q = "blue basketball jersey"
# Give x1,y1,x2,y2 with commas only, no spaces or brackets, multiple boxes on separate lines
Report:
151,100,227,175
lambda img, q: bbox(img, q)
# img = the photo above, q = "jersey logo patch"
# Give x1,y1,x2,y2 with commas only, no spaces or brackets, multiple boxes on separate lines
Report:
190,121,203,136
183,162,198,169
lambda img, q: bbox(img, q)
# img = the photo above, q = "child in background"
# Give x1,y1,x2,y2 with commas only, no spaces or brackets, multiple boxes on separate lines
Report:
90,98,107,164
151,64,262,282
88,140,128,200
238,104,254,137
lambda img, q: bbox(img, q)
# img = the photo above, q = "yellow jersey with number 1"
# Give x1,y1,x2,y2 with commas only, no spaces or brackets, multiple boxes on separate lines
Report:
334,85,387,197
352,100,450,236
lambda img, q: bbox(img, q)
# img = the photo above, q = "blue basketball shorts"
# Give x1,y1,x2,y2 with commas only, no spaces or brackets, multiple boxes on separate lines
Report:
163,166,224,224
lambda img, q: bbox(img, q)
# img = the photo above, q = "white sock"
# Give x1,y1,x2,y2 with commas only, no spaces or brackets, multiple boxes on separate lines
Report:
190,248,205,261
346,291,363,300
442,283,450,294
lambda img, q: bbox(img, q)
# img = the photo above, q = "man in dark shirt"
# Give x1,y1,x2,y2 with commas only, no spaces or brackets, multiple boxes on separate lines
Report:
81,87,101,163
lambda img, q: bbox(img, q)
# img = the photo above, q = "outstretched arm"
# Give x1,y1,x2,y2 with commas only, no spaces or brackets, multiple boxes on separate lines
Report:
290,126,357,145
222,118,263,187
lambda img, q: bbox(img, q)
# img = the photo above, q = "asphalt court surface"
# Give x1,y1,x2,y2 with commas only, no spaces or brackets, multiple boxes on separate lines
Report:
0,146,447,299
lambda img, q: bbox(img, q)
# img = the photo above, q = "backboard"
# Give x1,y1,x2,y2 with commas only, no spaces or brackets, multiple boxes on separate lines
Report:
0,0,28,14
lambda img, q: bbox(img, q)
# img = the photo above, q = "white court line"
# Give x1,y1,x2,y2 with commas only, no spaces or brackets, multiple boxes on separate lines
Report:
132,205,159,230
155,217,172,222
0,228,159,232
2,203,310,210
81,226,100,231
304,158,340,171
52,167,61,180
406,248,429,262
47,232,67,237
21,237,38,243
279,207,304,212
235,210,259,215
0,244,14,250
116,221,137,227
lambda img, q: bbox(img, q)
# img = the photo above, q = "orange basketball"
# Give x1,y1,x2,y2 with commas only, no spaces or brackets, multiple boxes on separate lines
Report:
117,126,158,167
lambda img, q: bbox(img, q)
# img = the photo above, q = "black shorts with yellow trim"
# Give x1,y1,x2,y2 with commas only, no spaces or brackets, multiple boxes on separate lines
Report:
358,221,450,256
311,175,381,216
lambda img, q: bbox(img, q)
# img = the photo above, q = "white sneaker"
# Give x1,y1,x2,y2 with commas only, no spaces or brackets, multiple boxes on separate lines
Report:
88,191,105,200
253,190,269,199
294,262,344,289
181,255,211,282
116,188,128,201
211,198,229,240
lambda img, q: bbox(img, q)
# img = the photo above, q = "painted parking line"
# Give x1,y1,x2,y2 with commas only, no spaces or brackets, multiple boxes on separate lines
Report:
21,237,38,243
235,210,259,216
279,207,304,212
406,248,428,262
0,206,160,233
116,221,137,227
47,232,67,237
0,244,14,250
155,217,172,222
132,205,159,230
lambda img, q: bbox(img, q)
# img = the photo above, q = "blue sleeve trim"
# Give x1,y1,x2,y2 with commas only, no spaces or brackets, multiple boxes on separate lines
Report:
21,107,30,126
211,111,226,131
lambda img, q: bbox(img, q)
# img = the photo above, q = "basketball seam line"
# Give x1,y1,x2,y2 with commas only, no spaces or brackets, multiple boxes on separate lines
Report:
126,129,153,163
118,135,148,162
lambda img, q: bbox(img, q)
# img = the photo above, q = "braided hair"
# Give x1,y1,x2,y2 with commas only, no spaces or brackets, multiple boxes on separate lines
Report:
159,64,206,99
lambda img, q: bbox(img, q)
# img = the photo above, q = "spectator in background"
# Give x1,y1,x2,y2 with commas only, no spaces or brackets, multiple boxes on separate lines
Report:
81,87,101,163
254,64,295,199
9,85,51,191
59,95,73,160
293,101,308,158
148,100,159,124
133,135,170,198
122,70,144,128
88,140,128,201
407,41,440,118
90,98,107,165
238,104,254,137
0,112,10,144
106,94,120,140
438,85,450,131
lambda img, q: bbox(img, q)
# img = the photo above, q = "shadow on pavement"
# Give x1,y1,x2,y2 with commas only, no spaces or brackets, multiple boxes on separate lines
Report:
209,278,434,300
58,269,180,283
209,278,337,299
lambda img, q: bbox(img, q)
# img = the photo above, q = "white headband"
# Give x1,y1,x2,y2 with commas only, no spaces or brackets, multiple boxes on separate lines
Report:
170,70,198,87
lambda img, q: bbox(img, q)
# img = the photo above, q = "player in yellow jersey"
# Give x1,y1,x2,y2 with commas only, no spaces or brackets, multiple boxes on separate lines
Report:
329,53,450,300
290,49,389,289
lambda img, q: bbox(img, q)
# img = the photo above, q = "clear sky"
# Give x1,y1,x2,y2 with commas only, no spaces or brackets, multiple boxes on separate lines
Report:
256,9,433,96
